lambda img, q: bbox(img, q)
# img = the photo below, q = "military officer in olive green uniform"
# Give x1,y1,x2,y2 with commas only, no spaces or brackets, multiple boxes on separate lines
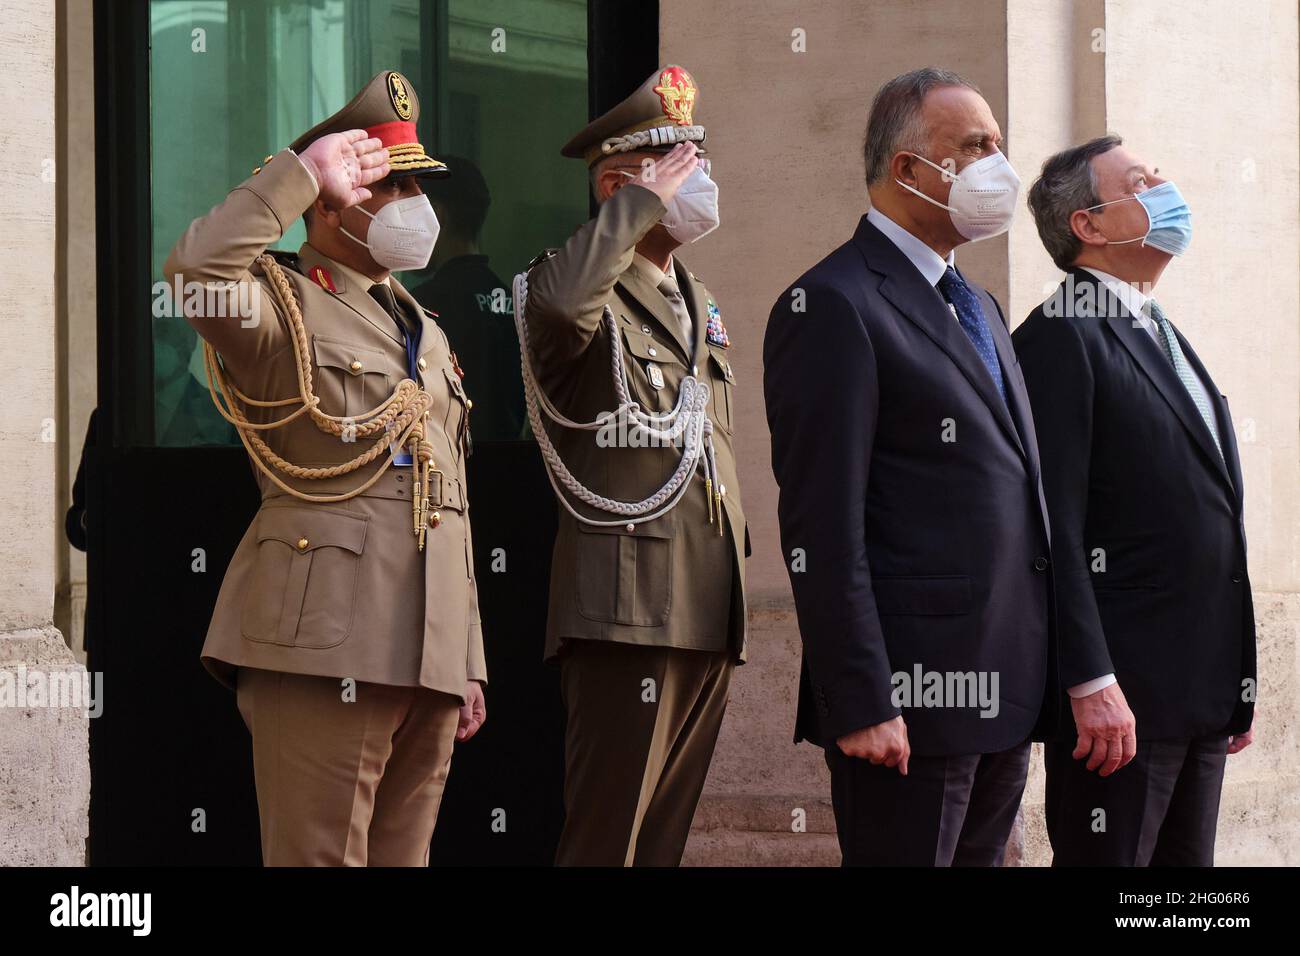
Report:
518,66,748,866
165,71,487,866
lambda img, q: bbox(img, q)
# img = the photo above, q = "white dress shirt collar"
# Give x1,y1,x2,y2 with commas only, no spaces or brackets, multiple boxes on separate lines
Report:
1080,266,1150,319
867,207,955,287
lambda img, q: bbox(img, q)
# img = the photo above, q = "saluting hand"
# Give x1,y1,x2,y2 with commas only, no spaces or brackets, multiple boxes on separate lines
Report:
632,142,702,206
297,128,392,210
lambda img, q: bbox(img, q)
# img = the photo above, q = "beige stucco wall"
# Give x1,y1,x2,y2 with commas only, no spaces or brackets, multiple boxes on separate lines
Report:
0,0,90,865
662,0,1300,865
54,0,97,666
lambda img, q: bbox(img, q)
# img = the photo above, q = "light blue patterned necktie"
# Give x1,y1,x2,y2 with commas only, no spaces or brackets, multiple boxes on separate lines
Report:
1147,299,1223,461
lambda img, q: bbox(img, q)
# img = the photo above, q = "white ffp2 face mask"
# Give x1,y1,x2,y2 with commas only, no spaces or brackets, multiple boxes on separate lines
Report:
341,193,441,271
896,150,1021,241
659,166,721,244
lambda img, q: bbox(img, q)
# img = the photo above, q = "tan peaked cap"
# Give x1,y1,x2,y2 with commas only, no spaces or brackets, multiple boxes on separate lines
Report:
561,65,707,166
288,70,448,179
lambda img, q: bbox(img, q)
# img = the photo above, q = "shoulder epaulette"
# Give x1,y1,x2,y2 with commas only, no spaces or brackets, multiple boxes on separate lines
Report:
527,248,558,272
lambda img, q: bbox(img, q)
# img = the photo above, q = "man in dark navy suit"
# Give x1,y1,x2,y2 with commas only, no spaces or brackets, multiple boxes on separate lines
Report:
764,68,1055,866
1014,136,1255,866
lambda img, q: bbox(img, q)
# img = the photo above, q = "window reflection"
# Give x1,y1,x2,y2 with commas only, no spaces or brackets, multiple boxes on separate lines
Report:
411,156,525,440
147,0,587,447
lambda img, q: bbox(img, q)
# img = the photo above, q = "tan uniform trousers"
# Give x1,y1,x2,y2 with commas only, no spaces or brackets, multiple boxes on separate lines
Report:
235,666,461,866
555,640,733,866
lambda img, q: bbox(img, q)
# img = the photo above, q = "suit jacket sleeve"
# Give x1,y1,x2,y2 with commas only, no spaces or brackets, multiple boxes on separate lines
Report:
764,282,900,739
163,149,320,366
1013,314,1115,687
523,183,666,368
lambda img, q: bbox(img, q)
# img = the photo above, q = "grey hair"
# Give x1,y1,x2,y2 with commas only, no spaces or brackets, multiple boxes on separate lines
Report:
863,67,981,186
1027,134,1123,270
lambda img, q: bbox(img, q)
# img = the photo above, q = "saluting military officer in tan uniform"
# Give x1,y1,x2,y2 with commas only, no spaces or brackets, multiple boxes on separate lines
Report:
165,71,487,866
519,66,748,866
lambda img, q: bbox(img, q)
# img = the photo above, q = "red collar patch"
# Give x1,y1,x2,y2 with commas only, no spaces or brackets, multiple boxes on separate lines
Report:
310,266,337,293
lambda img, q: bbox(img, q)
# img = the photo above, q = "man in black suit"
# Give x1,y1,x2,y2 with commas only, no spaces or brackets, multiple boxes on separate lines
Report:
764,68,1054,866
1014,136,1256,866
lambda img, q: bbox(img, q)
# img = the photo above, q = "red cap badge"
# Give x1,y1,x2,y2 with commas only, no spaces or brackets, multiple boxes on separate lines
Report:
653,67,697,126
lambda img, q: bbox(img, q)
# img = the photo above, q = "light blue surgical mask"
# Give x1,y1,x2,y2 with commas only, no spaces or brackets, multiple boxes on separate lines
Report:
1085,181,1192,256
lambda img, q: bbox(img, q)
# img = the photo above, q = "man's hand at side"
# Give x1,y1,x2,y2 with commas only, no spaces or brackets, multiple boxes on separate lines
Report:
1227,717,1254,755
1071,682,1137,776
457,681,487,742
837,715,910,775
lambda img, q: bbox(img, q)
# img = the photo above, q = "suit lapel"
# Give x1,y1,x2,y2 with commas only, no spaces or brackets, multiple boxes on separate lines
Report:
1075,269,1235,493
297,243,404,345
978,281,1037,472
617,264,693,363
1171,320,1241,502
856,219,1025,460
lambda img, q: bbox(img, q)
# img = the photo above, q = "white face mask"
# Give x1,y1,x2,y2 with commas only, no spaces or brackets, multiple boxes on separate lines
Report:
341,193,441,271
896,150,1021,241
658,166,721,244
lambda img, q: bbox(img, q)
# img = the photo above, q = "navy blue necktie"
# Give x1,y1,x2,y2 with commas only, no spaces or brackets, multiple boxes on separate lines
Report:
937,266,1006,403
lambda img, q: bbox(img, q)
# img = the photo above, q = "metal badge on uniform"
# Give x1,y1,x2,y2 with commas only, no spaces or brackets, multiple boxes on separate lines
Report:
646,363,665,389
705,297,730,348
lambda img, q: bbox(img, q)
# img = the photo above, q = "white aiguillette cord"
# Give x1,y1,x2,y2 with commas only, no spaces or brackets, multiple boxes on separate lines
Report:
512,269,723,532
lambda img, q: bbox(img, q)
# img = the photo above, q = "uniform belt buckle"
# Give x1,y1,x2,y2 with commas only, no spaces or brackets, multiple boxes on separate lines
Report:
427,469,445,509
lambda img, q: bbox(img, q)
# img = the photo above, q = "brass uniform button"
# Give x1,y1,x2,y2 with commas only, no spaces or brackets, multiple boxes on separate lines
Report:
466,398,474,411
428,510,442,528
349,360,363,373
417,357,427,371
296,537,309,551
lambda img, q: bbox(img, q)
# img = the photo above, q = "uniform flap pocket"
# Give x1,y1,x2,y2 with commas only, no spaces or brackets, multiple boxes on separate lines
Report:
575,512,674,540
872,574,971,616
444,365,468,400
707,346,735,382
621,327,684,368
255,506,368,555
312,335,388,375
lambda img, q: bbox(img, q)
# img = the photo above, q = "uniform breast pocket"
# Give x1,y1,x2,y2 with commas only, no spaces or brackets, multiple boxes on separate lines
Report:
621,326,682,411
707,346,736,433
312,335,391,418
575,519,673,627
240,506,369,649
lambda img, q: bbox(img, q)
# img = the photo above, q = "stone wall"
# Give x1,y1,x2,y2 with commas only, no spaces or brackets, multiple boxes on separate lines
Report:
0,0,90,866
